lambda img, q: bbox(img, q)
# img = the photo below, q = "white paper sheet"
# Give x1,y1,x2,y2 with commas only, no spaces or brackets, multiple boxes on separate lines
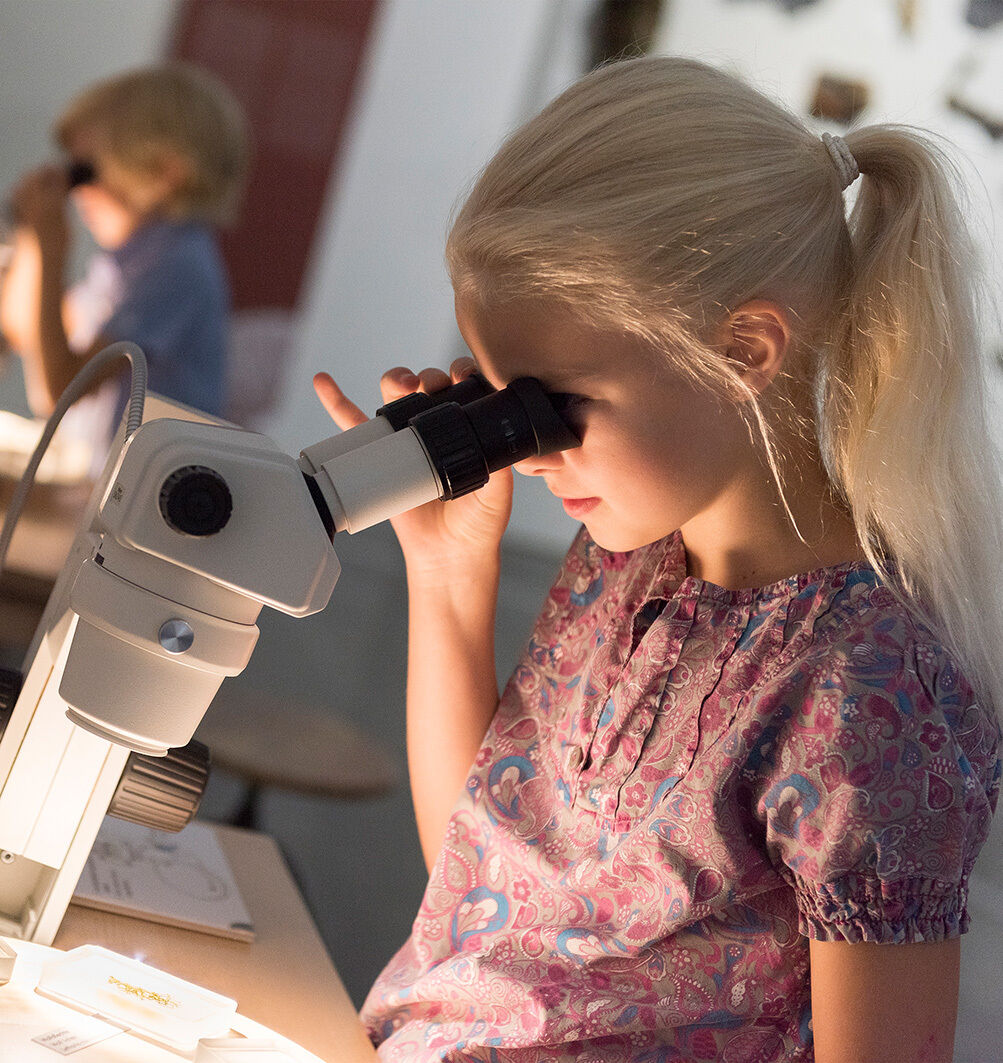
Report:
72,820,255,943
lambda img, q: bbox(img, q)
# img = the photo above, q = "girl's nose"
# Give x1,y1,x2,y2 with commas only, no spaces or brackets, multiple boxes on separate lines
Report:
513,450,564,477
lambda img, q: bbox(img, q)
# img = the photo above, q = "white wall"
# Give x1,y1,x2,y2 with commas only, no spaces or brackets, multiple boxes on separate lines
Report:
261,0,592,555
655,0,1003,347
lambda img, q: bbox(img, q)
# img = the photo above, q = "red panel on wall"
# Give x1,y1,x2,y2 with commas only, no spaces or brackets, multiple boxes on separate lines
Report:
171,0,378,310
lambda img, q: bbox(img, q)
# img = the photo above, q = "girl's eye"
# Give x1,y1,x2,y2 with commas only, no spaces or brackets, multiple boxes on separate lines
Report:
548,392,590,414
548,392,591,431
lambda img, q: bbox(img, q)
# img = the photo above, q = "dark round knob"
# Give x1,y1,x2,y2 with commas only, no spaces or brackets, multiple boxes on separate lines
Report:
108,740,211,832
159,465,232,536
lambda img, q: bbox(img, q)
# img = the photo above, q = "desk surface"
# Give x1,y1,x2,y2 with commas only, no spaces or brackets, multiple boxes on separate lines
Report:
55,824,377,1063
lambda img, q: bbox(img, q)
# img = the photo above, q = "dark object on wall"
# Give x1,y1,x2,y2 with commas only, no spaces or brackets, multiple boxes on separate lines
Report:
588,0,665,69
809,74,870,126
948,55,1003,139
725,0,822,11
966,0,1003,29
947,95,1003,140
171,0,379,312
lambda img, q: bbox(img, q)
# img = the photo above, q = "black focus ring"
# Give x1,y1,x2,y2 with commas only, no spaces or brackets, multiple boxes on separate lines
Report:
410,403,490,499
377,373,494,431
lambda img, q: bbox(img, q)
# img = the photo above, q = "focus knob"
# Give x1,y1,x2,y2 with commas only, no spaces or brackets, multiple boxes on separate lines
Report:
108,740,211,832
159,465,232,536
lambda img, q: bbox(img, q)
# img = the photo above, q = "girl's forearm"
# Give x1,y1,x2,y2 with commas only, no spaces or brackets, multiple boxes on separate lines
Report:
1,234,76,415
405,560,501,872
0,233,42,354
32,246,77,413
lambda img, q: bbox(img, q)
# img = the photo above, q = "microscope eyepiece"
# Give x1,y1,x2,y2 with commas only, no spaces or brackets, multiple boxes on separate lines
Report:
376,372,494,431
407,377,580,500
66,160,97,188
302,373,581,535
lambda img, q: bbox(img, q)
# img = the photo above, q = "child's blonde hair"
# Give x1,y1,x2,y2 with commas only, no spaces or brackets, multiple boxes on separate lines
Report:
54,63,250,225
447,55,1003,723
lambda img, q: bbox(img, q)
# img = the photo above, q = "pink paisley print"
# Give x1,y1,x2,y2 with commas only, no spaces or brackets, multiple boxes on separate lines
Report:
363,529,1002,1061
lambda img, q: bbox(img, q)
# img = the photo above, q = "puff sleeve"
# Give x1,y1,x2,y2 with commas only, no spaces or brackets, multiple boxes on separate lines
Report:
746,615,1002,944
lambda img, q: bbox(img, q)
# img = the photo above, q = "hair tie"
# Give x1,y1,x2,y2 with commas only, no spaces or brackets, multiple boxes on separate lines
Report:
821,132,860,191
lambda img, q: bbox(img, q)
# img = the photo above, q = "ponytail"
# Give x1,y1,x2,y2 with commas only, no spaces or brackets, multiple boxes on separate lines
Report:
821,125,1003,721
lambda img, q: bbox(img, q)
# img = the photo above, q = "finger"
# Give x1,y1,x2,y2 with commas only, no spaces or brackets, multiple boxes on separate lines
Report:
450,357,478,382
415,367,451,394
379,366,422,403
313,372,367,430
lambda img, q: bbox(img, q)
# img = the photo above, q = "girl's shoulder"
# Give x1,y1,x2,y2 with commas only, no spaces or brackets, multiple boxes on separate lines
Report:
764,569,1002,790
806,568,972,701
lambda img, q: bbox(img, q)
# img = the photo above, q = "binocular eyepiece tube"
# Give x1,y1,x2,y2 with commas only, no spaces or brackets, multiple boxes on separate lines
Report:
300,375,581,536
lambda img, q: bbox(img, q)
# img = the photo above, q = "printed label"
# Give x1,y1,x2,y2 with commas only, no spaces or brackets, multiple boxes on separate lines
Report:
32,1016,122,1054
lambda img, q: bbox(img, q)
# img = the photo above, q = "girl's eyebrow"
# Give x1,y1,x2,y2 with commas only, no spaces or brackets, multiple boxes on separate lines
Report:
468,355,597,390
541,367,599,390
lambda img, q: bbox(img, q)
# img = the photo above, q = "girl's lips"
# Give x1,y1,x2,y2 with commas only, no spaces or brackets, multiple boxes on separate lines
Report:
561,496,600,518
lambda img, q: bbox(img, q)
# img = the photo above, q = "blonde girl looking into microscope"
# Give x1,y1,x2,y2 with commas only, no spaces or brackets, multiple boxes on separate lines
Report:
316,56,1003,1062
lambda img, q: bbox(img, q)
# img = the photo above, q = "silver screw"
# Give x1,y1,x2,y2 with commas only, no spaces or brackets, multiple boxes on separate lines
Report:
0,851,14,864
159,619,195,654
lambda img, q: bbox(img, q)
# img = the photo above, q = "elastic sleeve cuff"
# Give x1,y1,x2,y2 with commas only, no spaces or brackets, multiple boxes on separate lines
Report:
791,871,969,943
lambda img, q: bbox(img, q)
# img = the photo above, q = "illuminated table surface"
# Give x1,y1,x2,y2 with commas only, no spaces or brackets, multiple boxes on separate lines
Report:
1,937,325,1061
47,824,377,1063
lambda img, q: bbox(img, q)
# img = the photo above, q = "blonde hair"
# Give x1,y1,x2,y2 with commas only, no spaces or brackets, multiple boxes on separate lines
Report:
447,56,1003,722
54,63,250,224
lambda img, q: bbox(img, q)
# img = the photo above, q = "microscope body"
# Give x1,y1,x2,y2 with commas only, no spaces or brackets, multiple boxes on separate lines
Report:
0,366,577,945
0,395,339,943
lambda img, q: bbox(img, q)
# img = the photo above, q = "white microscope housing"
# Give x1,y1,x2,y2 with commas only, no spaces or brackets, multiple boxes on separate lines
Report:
0,366,577,944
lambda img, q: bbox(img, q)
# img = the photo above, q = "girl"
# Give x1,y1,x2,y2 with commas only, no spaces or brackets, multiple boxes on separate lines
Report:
316,57,1003,1062
1,64,248,443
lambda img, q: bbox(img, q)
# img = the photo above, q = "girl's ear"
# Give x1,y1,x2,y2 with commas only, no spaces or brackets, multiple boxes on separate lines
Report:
719,299,790,395
150,150,192,203
125,149,192,216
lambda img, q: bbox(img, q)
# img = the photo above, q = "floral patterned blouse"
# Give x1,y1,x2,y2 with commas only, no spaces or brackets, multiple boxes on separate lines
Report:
362,529,1002,1061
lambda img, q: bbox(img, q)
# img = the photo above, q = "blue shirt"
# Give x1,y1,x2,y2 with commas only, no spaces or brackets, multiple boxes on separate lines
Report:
69,219,229,418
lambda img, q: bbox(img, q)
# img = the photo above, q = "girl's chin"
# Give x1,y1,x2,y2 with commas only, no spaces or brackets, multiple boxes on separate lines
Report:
575,517,667,554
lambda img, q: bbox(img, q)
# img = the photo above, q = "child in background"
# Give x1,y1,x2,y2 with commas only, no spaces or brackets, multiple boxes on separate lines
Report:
0,63,248,442
316,57,1003,1061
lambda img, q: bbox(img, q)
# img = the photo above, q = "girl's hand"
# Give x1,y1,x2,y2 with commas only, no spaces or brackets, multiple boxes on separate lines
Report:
9,166,70,260
313,357,513,581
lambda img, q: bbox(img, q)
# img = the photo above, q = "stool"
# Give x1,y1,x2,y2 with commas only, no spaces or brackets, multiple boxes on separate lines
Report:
195,686,399,828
